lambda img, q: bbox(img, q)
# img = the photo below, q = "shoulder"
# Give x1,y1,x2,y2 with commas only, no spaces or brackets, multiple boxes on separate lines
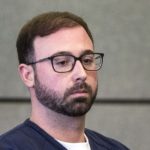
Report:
0,119,41,150
0,119,66,150
0,122,27,149
85,129,129,150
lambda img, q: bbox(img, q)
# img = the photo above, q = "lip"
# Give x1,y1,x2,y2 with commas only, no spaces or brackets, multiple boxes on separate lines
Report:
71,90,88,94
70,90,89,97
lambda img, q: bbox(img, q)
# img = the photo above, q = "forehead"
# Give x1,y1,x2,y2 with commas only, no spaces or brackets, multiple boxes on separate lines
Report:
33,26,94,59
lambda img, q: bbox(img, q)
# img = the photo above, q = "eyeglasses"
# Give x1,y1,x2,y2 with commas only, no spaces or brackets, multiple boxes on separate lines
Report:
27,52,104,73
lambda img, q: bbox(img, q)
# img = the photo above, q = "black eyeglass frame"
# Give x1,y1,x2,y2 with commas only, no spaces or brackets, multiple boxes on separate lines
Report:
27,52,104,73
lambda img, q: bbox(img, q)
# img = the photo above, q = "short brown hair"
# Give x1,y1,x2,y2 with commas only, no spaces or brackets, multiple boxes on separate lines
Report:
16,11,93,64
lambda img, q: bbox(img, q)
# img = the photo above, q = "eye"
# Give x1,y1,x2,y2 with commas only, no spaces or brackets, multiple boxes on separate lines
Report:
82,55,94,65
53,56,71,67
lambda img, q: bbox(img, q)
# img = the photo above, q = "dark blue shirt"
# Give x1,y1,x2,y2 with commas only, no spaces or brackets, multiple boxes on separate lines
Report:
0,119,129,150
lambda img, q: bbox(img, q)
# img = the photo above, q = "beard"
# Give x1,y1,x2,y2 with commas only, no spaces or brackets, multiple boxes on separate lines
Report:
34,74,97,117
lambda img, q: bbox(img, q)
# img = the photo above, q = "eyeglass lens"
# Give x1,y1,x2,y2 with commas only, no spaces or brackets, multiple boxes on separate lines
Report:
52,53,103,73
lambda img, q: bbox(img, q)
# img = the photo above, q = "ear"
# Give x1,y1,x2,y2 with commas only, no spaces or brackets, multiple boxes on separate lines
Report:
18,64,35,88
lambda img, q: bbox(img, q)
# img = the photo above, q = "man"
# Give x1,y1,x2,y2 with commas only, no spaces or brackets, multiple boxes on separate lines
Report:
0,11,129,150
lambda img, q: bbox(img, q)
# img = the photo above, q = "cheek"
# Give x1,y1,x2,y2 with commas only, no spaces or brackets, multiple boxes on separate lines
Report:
44,74,68,92
35,66,60,89
88,72,98,89
35,64,70,95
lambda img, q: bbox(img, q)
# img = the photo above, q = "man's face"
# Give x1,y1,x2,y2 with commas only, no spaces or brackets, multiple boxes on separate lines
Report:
33,26,98,117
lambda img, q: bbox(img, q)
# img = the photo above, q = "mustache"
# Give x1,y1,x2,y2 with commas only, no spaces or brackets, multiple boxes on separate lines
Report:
64,82,92,98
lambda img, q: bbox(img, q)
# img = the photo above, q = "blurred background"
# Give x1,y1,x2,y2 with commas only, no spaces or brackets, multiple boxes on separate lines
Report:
0,0,150,149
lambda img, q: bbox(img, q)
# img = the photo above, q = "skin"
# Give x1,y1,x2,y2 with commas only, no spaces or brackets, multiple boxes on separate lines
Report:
18,26,98,143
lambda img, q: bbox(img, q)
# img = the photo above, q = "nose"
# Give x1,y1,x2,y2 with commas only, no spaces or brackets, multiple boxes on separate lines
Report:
72,60,87,82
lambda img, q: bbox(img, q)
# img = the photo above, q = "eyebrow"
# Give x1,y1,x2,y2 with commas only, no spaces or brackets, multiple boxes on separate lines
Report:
80,49,94,56
51,51,72,57
51,49,94,57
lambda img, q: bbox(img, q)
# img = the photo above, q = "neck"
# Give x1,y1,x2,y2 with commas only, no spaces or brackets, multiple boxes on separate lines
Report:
30,98,86,143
